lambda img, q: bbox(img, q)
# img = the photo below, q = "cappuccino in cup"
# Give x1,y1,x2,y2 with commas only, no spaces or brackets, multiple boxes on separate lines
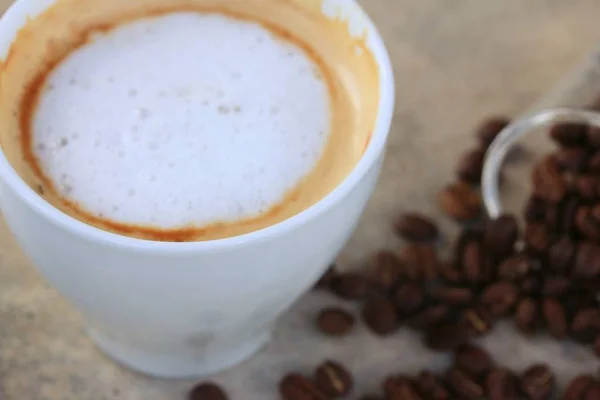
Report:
0,0,380,241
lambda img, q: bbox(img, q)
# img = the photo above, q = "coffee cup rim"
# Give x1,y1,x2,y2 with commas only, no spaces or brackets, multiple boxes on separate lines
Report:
0,0,395,254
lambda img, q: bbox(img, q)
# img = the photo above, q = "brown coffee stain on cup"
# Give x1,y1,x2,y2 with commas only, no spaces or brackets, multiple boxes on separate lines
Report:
0,0,380,241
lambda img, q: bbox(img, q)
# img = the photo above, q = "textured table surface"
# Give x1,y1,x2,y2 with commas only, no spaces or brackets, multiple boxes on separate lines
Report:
1,1,600,399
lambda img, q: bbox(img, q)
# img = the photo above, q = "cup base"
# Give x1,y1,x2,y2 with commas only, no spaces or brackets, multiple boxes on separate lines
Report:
87,327,271,379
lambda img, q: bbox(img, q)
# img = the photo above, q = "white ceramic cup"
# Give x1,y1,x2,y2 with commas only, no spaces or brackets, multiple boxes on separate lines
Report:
0,0,394,378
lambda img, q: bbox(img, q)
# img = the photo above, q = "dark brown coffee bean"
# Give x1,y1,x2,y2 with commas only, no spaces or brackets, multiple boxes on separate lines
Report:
554,148,588,172
480,281,518,317
383,375,421,400
462,240,484,284
521,272,544,296
330,272,372,300
400,243,440,281
487,367,519,400
574,242,600,278
497,254,533,281
520,364,555,400
314,265,337,289
576,206,600,240
588,151,600,172
583,382,600,400
438,261,463,284
571,308,600,343
532,156,567,203
454,344,493,378
405,304,450,330
396,213,439,242
357,395,384,400
577,175,600,200
561,196,580,236
315,308,355,337
188,382,228,400
445,367,484,399
524,222,550,254
280,373,327,400
549,122,588,147
314,360,352,398
439,182,482,221
477,116,510,147
524,196,546,222
424,323,469,350
371,250,404,290
361,295,398,335
459,307,493,337
392,282,425,315
595,335,600,357
428,286,474,306
515,297,539,336
484,214,519,258
562,375,596,400
542,297,567,339
588,124,600,145
548,237,576,273
415,371,449,399
540,276,571,296
457,148,485,184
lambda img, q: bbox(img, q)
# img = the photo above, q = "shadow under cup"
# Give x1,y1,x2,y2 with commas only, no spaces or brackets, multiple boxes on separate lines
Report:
0,0,394,378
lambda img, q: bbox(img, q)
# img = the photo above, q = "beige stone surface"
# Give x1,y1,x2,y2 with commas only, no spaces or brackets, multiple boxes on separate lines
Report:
1,0,600,399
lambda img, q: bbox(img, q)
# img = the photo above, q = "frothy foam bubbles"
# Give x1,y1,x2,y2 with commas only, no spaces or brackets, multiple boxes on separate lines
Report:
32,12,330,228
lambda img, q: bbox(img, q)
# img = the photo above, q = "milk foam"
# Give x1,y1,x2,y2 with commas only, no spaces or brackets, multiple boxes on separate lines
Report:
32,12,330,228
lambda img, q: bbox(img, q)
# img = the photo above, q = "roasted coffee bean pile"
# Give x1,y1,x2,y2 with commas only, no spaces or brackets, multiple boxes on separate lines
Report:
186,114,600,399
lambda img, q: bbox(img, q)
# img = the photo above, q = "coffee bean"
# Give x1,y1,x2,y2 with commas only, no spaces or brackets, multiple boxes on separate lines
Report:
573,242,600,278
357,395,384,400
571,308,600,343
457,148,486,184
532,156,567,203
554,148,588,172
524,222,551,254
562,375,596,400
459,307,493,337
589,123,600,145
396,213,439,242
445,367,484,400
520,364,555,400
315,308,355,337
314,265,337,289
462,239,484,284
542,297,568,339
400,243,439,281
480,281,518,317
424,323,469,351
371,250,404,290
548,237,576,273
576,175,600,200
540,277,569,299
524,196,546,222
280,373,327,400
476,116,510,147
314,360,352,398
330,272,372,300
438,261,463,284
583,382,600,400
561,197,580,236
484,215,519,258
497,254,534,281
540,276,571,296
188,382,228,400
361,295,398,335
454,344,493,378
428,285,473,306
383,376,422,400
392,282,425,315
515,297,539,336
439,182,482,221
405,304,450,330
576,206,600,240
549,122,588,147
521,273,544,297
486,367,520,400
415,371,449,399
589,151,600,173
